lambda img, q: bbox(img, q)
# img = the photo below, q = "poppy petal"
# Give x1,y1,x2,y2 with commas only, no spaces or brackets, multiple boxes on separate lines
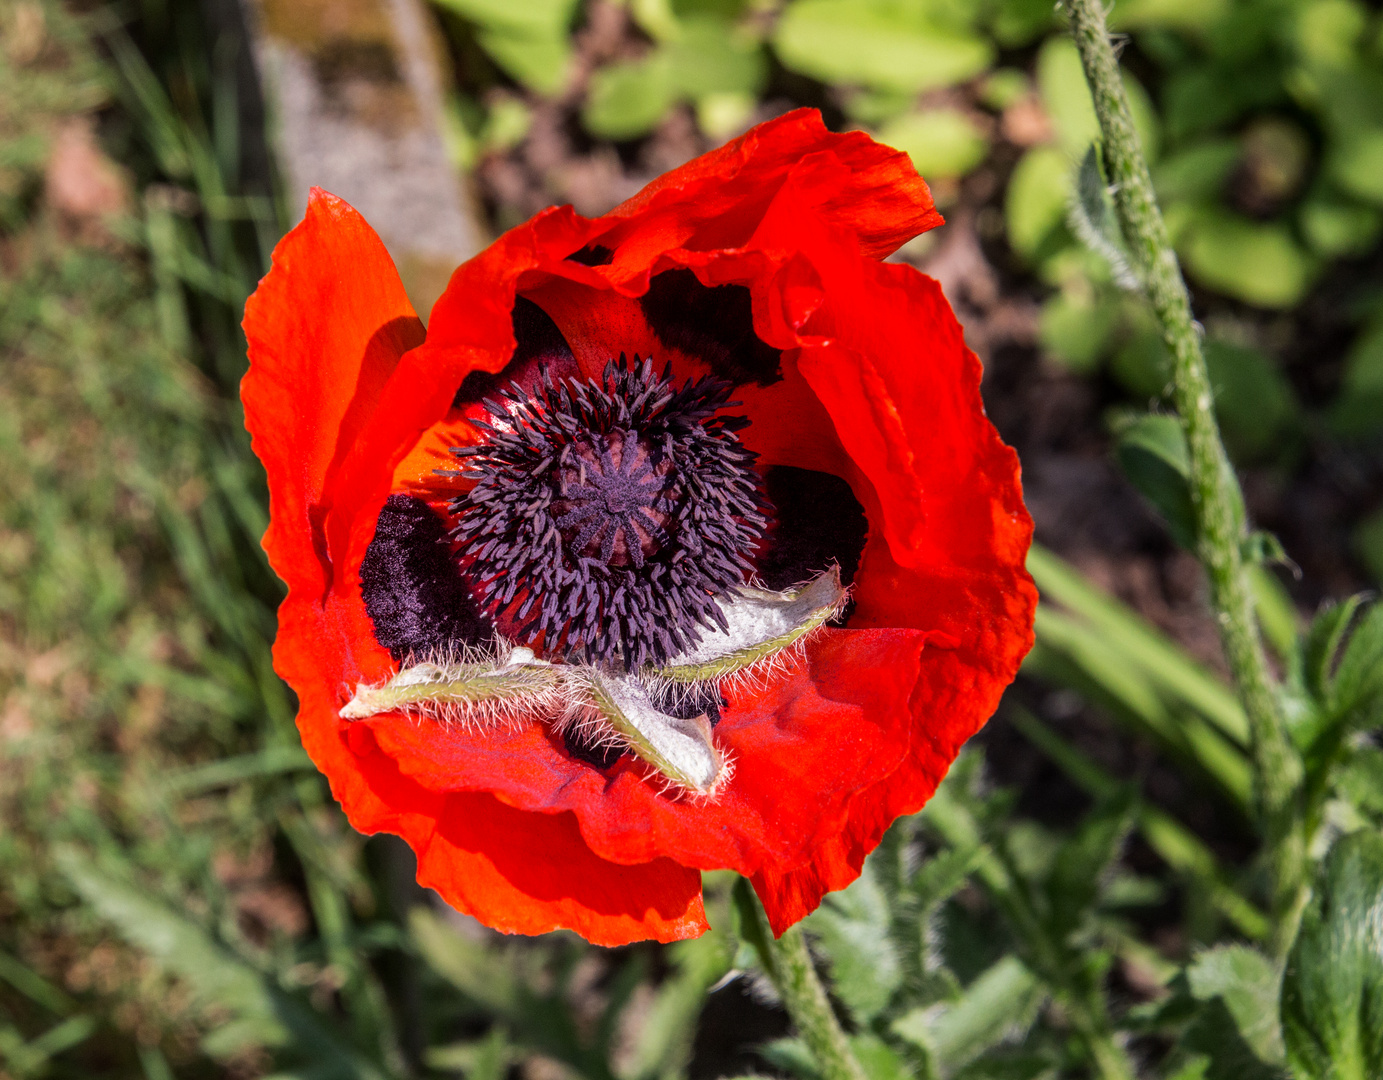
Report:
241,188,425,602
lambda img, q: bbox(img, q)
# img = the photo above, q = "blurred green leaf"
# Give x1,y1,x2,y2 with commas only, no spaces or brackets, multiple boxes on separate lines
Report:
1331,602,1383,723
849,1034,910,1080
989,0,1058,46
1152,140,1240,203
667,16,766,99
1331,313,1383,438
57,849,384,1076
808,861,902,1023
1302,596,1365,706
1186,945,1284,1062
875,109,988,179
1353,510,1383,585
1202,340,1299,460
1179,211,1316,308
1114,412,1197,549
1109,0,1231,32
584,14,765,140
891,956,1044,1076
1069,146,1141,291
432,0,578,92
1301,192,1383,258
1039,286,1119,372
1334,747,1383,820
1037,38,1159,160
1006,146,1070,260
1009,708,1269,939
1046,790,1136,937
772,0,992,95
583,55,677,140
1292,0,1370,68
1281,830,1383,1080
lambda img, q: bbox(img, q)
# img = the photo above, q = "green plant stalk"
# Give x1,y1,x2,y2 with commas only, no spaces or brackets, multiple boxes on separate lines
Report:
1063,0,1306,953
743,895,867,1080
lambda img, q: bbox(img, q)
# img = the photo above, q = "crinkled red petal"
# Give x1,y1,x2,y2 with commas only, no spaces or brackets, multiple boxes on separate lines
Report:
360,628,927,876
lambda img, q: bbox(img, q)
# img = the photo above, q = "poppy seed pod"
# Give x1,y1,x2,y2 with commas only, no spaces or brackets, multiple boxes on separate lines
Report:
241,108,1036,945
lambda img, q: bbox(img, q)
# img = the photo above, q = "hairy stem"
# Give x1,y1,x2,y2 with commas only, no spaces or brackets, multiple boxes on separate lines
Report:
1063,0,1306,953
740,886,867,1080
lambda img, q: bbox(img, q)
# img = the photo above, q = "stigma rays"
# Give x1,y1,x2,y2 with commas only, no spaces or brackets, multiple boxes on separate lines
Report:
340,567,848,796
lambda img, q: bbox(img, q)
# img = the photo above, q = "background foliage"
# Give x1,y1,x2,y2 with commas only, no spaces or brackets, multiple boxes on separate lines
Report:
2,0,1382,1078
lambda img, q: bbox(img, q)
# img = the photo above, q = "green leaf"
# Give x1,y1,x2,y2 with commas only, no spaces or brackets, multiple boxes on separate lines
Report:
1108,0,1231,32
849,1034,911,1080
1046,789,1136,936
1281,830,1383,1080
760,1037,819,1080
1113,413,1197,550
1179,211,1316,309
1037,37,1159,160
1331,602,1383,721
1247,563,1299,667
1009,707,1269,940
432,0,578,92
1331,314,1383,439
1202,341,1300,461
582,55,677,139
57,849,382,1077
1328,128,1383,206
1178,997,1289,1080
772,0,992,95
1354,510,1383,585
1334,747,1383,820
1152,140,1241,203
807,861,902,1023
875,109,988,179
1186,945,1285,1063
891,956,1045,1075
1300,191,1383,258
1038,286,1119,373
430,0,575,36
1005,146,1070,261
666,16,766,99
625,933,731,1080
1068,146,1140,291
1302,596,1365,705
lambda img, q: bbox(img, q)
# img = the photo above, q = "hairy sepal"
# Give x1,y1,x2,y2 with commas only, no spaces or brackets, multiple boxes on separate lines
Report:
652,567,847,684
340,645,560,725
578,670,730,797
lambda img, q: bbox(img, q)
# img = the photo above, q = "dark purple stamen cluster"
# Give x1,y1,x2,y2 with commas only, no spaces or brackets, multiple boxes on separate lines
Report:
449,356,766,669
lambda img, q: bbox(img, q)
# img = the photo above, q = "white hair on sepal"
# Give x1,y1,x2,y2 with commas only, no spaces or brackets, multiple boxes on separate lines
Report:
554,667,736,802
338,636,563,730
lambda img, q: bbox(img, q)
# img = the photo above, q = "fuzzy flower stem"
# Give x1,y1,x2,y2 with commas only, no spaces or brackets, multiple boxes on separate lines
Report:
1063,0,1306,954
741,887,867,1080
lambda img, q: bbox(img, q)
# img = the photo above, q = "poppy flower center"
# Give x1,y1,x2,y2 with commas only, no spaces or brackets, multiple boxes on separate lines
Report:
449,357,766,670
553,432,672,568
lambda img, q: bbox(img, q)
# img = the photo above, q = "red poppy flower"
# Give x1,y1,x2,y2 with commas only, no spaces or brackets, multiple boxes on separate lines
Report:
241,109,1036,946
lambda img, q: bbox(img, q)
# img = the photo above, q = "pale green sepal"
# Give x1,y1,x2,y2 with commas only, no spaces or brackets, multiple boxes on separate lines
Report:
584,670,726,795
340,647,559,721
653,567,846,683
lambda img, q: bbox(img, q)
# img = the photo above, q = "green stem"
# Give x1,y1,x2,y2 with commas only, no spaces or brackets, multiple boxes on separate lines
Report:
741,889,867,1080
1062,0,1306,954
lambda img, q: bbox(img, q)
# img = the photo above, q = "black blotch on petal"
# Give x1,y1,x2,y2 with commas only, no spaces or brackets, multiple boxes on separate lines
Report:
756,466,868,594
563,727,625,770
652,682,726,727
452,296,576,409
640,269,782,387
567,243,613,267
360,495,489,662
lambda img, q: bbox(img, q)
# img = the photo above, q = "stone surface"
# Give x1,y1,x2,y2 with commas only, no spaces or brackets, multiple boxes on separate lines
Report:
239,0,483,317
